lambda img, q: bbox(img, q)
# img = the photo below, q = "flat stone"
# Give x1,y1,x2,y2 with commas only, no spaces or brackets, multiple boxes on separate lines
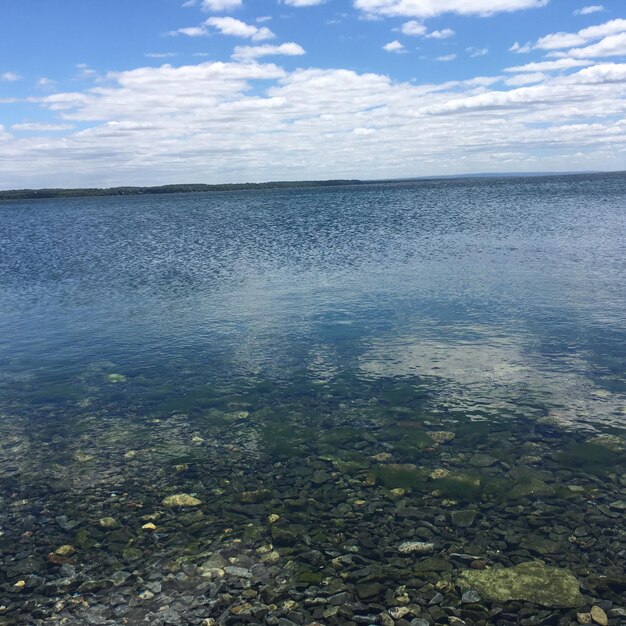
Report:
399,541,435,555
224,566,252,579
469,453,497,467
509,479,555,499
451,510,477,528
458,561,583,608
356,582,385,601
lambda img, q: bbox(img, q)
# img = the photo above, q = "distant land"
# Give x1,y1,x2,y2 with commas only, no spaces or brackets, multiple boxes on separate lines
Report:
0,170,619,201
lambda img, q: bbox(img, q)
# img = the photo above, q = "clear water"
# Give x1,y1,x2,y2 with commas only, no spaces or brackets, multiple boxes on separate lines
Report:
0,173,625,623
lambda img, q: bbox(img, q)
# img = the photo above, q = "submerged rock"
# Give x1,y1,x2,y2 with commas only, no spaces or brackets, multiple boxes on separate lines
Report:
398,541,435,555
428,431,456,444
451,509,477,528
586,434,624,451
458,561,583,608
590,606,608,626
162,494,202,507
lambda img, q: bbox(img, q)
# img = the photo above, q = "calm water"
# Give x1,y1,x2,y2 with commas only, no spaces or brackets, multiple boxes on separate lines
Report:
0,174,625,624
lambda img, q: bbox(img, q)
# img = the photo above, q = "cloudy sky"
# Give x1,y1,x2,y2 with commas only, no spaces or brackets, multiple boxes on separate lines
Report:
1,0,625,188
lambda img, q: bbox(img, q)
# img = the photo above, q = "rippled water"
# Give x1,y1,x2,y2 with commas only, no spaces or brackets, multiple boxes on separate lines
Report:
0,173,625,624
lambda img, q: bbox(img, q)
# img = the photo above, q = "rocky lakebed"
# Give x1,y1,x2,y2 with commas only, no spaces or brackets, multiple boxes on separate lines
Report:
0,376,625,626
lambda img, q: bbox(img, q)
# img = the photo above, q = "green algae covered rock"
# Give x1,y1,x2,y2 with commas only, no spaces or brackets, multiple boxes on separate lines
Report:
458,561,583,608
162,494,202,508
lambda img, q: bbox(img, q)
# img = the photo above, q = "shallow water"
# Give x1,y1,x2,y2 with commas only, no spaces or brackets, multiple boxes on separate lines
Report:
0,174,625,625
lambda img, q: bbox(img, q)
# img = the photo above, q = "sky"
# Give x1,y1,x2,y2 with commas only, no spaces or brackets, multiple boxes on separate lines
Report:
1,0,625,188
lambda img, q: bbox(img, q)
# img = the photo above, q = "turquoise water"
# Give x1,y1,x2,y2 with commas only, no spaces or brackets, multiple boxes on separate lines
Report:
0,174,625,624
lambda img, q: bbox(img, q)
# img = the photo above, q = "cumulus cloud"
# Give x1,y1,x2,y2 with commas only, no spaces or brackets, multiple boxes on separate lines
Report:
532,18,626,50
399,21,454,39
2,53,626,188
400,20,427,36
383,40,406,52
437,53,457,61
199,0,242,10
427,28,455,39
556,32,626,58
206,17,275,40
231,42,306,60
354,0,549,18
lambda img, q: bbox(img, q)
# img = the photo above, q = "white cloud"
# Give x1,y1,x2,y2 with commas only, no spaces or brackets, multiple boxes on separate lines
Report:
283,0,326,5
231,42,306,60
400,20,427,36
467,47,489,57
532,18,626,50
1,72,21,82
12,123,74,132
427,28,455,39
383,40,406,52
505,58,594,72
399,21,454,38
174,26,207,36
574,5,605,16
504,72,546,85
354,0,549,18
145,52,178,58
509,41,532,53
206,17,275,40
437,54,457,61
3,55,626,188
200,0,242,10
557,32,626,58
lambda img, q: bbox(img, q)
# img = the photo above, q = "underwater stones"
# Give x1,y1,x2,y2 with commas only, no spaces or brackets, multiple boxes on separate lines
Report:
590,606,608,626
509,478,555,499
105,373,126,383
586,434,624,451
53,545,76,557
224,566,253,579
398,541,435,555
458,562,584,608
239,489,272,503
428,431,455,444
73,451,94,463
372,452,393,462
469,453,497,468
267,513,280,524
451,509,477,528
430,468,450,479
356,582,385,601
162,494,202,508
577,613,593,624
461,589,482,603
141,522,156,531
98,517,120,529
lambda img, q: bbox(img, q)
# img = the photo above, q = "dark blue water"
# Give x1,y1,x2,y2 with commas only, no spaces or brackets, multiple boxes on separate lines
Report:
1,174,625,624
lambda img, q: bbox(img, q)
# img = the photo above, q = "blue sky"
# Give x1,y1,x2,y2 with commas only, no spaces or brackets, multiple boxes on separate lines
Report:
1,0,625,187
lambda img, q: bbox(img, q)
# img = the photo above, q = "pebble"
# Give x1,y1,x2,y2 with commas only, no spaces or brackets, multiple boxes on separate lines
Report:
590,606,608,626
141,522,157,531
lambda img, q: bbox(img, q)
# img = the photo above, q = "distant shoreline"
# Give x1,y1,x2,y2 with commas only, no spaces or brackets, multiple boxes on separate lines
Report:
0,170,620,201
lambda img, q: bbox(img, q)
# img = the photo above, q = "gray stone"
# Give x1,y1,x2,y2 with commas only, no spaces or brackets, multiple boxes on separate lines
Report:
451,510,477,528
